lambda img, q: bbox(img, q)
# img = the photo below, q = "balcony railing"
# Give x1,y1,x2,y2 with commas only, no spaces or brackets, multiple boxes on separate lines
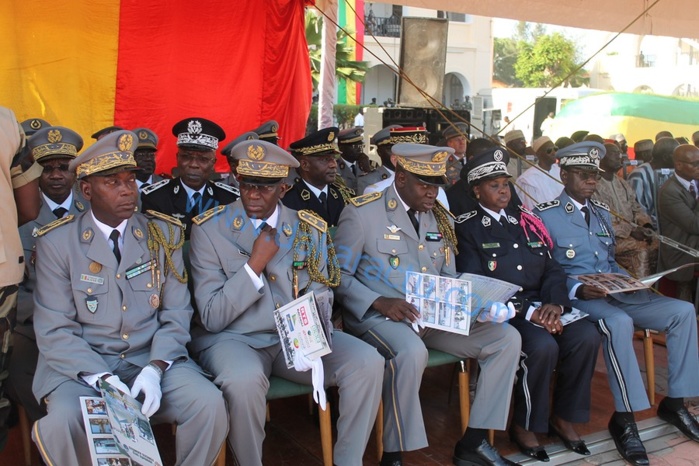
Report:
365,14,401,38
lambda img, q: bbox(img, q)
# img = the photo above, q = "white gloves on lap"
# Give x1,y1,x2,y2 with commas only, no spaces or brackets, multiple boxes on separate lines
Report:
477,302,516,324
130,365,163,418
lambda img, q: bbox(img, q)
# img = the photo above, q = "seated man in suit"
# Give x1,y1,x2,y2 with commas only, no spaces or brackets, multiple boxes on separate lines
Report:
536,141,699,466
189,139,383,466
31,130,227,465
334,143,521,466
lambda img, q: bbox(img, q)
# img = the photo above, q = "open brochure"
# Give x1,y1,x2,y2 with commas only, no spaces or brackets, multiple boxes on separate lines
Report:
576,273,648,293
274,291,333,369
80,381,162,466
405,272,520,336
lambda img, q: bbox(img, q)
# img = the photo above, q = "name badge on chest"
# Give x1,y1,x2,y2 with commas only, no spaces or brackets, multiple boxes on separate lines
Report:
425,232,443,242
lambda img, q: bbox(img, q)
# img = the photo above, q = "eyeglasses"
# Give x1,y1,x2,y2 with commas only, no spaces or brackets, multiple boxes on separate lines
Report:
178,152,215,165
239,182,278,194
545,146,559,155
569,170,601,181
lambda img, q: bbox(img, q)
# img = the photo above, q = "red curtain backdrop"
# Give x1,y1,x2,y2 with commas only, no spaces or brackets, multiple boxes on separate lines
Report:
114,0,313,174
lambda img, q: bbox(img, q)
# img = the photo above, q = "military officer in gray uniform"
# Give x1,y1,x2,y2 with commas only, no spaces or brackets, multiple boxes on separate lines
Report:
337,126,371,192
251,120,280,145
141,117,238,239
441,122,469,186
8,126,87,423
132,127,164,192
31,130,227,466
535,141,699,466
20,118,51,138
334,143,521,466
356,124,403,195
189,139,383,466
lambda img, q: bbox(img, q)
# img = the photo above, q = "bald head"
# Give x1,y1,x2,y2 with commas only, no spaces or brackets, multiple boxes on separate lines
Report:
673,144,699,181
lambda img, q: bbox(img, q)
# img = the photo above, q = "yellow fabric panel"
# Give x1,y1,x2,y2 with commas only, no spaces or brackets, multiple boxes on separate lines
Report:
0,0,120,144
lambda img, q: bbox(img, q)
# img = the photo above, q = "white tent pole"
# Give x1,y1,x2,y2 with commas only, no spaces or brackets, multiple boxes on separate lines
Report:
318,0,338,129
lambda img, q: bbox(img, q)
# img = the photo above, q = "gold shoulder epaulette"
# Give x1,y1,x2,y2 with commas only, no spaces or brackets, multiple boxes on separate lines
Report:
590,199,610,211
436,200,454,218
33,215,75,237
141,178,170,195
192,205,226,225
298,209,327,233
145,210,183,227
349,191,382,207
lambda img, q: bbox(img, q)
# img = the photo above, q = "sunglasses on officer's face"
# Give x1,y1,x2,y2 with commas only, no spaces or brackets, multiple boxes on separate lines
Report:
545,146,559,155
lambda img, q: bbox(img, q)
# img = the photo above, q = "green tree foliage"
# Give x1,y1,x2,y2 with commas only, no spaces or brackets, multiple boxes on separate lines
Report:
306,11,369,92
515,32,588,88
493,22,588,88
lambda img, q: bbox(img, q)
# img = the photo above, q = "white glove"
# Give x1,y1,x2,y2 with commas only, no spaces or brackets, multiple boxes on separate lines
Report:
411,314,425,333
293,351,327,411
130,365,163,418
477,302,516,324
103,375,130,395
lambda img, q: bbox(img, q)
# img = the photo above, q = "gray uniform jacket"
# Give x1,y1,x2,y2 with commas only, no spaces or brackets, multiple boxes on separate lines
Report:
17,191,87,329
334,185,456,336
32,211,192,401
657,174,699,281
189,200,330,352
356,165,391,195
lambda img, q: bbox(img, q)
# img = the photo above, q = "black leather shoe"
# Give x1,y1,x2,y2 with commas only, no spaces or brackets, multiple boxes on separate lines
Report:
658,400,699,442
378,461,401,466
453,439,520,466
548,422,590,456
509,428,549,462
607,418,649,466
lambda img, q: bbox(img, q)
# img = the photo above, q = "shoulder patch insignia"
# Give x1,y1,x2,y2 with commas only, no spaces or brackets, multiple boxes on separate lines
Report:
300,189,311,201
330,188,339,199
454,211,477,224
141,178,170,195
349,191,382,207
534,200,560,211
590,199,610,211
192,205,226,226
214,181,240,196
298,209,327,233
145,210,183,227
34,214,75,237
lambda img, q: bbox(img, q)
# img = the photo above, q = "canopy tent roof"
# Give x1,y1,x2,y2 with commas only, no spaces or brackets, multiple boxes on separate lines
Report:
392,0,694,39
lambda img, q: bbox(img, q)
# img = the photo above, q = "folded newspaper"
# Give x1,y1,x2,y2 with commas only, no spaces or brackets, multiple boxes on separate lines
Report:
405,272,520,336
576,263,699,293
80,381,162,466
274,290,333,369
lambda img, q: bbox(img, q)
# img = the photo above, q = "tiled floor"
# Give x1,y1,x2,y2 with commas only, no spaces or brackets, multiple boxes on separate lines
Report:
2,328,698,465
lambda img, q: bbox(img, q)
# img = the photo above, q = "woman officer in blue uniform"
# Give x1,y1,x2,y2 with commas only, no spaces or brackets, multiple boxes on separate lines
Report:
453,147,601,462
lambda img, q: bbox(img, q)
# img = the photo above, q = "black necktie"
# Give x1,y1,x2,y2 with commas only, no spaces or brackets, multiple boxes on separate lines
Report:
350,163,357,176
52,207,68,218
319,192,329,214
499,216,509,229
109,229,121,263
190,192,202,215
581,206,590,226
407,209,420,233
256,221,269,235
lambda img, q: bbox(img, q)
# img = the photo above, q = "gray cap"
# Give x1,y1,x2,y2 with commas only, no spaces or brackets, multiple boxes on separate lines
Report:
557,141,606,171
29,126,84,162
133,128,158,150
338,127,364,145
441,122,469,141
70,130,138,179
370,125,402,146
393,143,453,185
252,120,279,143
222,132,259,157
232,140,299,183
21,118,51,137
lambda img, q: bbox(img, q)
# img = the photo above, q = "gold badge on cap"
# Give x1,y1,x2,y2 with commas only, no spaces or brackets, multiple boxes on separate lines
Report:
30,119,41,130
248,144,265,161
89,261,102,273
149,293,160,309
118,133,134,151
432,151,448,163
272,124,279,132
48,129,62,143
139,131,148,140
327,131,335,142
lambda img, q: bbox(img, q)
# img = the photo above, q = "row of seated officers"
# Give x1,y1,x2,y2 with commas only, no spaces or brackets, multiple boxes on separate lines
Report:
8,114,699,466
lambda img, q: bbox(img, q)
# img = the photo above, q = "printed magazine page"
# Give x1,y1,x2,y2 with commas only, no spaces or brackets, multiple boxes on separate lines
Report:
576,273,648,293
274,291,332,369
80,396,133,466
99,380,162,466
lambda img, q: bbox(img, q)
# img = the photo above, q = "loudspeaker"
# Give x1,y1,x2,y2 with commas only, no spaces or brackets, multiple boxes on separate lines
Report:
397,18,449,107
